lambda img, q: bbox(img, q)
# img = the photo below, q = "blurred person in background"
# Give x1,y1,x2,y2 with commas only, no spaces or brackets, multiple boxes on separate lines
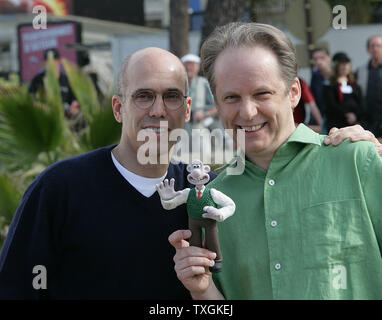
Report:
294,77,323,133
181,53,217,131
28,48,79,119
311,48,332,134
324,52,364,131
181,53,220,156
356,36,382,138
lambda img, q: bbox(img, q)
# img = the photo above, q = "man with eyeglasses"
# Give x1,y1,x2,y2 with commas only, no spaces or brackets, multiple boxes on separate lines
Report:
0,46,378,300
0,47,214,299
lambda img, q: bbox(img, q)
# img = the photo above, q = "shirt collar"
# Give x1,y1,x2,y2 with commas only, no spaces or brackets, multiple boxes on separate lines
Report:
286,124,322,146
226,124,322,177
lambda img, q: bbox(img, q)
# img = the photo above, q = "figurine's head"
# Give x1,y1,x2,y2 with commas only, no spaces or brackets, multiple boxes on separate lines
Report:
186,160,210,187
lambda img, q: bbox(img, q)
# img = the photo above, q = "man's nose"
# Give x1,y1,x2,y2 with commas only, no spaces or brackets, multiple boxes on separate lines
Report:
240,98,258,120
149,95,167,118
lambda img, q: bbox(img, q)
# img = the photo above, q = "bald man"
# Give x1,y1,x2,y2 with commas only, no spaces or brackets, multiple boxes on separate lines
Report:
0,47,216,299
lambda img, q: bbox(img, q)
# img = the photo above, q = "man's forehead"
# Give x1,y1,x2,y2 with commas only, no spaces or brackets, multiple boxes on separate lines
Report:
125,55,186,91
370,36,382,45
215,47,279,79
129,57,181,75
313,51,328,58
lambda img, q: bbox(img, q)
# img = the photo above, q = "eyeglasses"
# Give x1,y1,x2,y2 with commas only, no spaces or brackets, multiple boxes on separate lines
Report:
131,89,188,110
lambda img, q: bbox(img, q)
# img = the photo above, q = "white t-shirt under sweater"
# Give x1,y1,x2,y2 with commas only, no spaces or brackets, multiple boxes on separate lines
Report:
111,152,166,198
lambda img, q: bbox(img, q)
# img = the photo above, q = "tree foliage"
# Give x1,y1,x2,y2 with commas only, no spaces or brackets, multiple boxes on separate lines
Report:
0,56,121,249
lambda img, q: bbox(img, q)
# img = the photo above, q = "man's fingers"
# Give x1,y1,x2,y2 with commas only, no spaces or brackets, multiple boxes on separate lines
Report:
376,145,382,155
168,230,192,250
176,265,210,281
327,132,343,146
175,245,216,261
325,128,338,145
170,178,175,189
328,127,339,136
175,256,215,272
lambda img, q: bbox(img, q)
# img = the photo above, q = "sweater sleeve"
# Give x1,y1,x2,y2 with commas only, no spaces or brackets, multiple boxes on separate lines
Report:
0,174,64,299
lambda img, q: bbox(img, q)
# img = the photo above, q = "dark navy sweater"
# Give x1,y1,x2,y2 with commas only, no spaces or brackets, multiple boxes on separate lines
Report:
0,146,215,299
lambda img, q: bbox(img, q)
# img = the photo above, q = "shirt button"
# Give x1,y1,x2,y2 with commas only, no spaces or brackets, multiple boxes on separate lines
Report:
269,179,275,186
275,263,281,270
271,220,278,227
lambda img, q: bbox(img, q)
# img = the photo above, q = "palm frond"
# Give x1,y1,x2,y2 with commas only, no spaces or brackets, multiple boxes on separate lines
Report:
0,58,71,170
62,59,101,123
0,91,65,168
87,106,121,149
0,173,22,224
63,60,121,150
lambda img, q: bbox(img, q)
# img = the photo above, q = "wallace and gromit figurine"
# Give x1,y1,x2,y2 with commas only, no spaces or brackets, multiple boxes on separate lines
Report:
156,160,235,273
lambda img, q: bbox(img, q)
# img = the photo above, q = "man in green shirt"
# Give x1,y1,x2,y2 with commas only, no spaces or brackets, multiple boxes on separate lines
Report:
169,22,382,299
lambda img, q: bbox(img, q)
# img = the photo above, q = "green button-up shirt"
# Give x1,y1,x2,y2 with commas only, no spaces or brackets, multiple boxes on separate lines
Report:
210,124,382,299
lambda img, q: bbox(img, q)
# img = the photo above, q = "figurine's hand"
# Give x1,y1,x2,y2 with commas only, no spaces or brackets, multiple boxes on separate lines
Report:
156,178,182,200
325,125,382,154
168,230,216,296
202,206,224,222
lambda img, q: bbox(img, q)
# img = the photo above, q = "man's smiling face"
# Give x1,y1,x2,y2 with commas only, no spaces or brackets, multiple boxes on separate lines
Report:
214,45,300,163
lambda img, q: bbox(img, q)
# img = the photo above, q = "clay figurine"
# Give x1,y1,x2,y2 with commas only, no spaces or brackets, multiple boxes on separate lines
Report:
156,160,235,272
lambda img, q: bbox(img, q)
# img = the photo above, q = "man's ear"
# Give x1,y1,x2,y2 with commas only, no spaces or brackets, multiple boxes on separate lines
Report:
289,77,301,110
186,164,192,173
204,165,210,173
185,97,192,123
112,95,123,123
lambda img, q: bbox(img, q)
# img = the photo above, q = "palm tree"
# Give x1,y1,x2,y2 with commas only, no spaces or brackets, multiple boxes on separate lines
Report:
0,57,121,249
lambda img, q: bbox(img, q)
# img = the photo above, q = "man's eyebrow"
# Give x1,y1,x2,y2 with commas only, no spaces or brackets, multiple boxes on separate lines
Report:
131,88,153,95
132,88,183,94
221,87,275,96
166,88,183,92
253,86,274,92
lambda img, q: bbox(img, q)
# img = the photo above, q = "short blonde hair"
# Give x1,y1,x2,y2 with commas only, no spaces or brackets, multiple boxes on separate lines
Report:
201,22,298,94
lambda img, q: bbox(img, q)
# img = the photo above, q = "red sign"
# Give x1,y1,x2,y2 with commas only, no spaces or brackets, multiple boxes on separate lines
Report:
17,21,81,83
